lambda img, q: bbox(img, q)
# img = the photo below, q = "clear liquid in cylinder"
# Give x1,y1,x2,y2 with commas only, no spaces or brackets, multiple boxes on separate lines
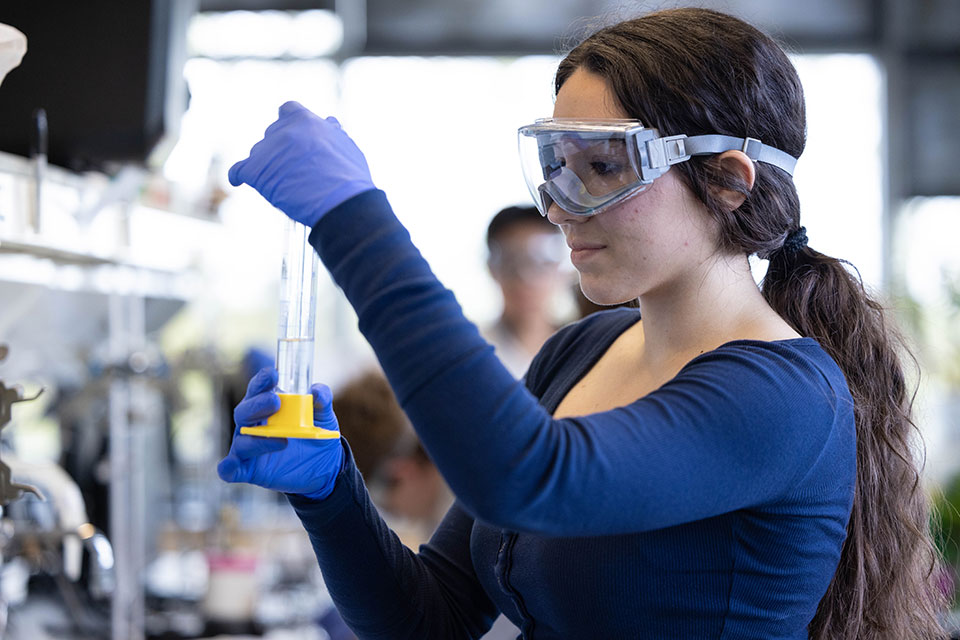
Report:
276,337,314,395
275,218,318,397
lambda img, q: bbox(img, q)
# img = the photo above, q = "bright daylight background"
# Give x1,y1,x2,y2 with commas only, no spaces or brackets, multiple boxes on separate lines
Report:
156,10,959,479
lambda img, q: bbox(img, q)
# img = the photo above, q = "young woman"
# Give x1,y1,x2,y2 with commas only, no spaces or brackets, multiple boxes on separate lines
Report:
218,8,945,639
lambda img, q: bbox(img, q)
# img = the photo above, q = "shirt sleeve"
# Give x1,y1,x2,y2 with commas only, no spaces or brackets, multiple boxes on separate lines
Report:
288,440,497,639
310,190,852,536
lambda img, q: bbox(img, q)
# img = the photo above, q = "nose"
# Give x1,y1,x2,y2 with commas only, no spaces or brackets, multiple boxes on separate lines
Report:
546,202,583,226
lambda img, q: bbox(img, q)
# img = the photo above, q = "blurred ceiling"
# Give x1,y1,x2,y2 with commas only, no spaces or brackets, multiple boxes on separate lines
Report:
197,0,959,53
196,0,960,197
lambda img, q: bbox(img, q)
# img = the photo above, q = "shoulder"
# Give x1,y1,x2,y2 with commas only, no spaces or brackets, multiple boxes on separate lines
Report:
666,338,855,439
643,338,856,496
524,308,641,396
682,338,848,394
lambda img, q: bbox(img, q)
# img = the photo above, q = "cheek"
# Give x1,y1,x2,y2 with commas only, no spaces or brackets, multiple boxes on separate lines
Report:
613,186,707,259
598,205,658,261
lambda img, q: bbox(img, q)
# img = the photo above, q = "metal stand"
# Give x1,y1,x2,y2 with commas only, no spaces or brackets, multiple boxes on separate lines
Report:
0,346,43,505
108,295,147,640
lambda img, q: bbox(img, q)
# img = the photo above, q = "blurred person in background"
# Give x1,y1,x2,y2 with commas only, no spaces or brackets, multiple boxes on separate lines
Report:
220,8,947,639
334,370,518,640
482,206,566,378
333,369,452,544
313,369,454,640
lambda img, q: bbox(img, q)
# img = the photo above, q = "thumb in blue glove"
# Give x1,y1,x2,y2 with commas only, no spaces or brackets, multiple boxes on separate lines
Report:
228,101,375,228
217,367,345,500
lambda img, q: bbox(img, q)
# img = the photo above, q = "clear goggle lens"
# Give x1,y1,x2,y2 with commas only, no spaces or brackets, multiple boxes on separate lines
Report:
518,120,652,217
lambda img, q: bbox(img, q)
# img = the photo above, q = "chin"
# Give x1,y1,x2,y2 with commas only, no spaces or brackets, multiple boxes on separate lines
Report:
578,277,639,307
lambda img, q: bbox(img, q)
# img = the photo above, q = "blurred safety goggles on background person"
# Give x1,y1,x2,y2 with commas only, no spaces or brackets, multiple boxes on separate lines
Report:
488,233,566,283
517,118,799,217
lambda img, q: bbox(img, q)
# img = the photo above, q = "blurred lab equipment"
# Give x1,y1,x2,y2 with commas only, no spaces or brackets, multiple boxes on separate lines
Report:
2,455,116,639
0,345,115,639
0,368,43,505
0,2,191,171
0,23,26,87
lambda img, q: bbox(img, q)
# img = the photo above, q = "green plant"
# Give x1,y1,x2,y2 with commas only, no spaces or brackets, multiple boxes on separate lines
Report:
932,472,960,607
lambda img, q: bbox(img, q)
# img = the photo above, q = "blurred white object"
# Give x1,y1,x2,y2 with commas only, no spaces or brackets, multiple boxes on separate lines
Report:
203,552,258,622
5,456,84,577
0,23,27,87
145,550,208,600
0,557,30,607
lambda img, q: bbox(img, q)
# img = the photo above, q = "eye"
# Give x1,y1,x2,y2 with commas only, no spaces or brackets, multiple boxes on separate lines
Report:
589,160,623,176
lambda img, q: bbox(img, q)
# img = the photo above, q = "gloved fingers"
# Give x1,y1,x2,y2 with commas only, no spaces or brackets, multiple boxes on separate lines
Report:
217,454,262,485
229,125,286,188
245,367,279,398
228,157,249,187
234,389,281,427
275,105,340,139
310,383,340,432
263,113,297,139
229,136,277,188
279,100,307,119
311,383,333,408
230,434,288,460
217,454,244,482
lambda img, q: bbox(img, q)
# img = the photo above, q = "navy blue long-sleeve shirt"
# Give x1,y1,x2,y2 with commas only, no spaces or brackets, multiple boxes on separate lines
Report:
287,190,857,639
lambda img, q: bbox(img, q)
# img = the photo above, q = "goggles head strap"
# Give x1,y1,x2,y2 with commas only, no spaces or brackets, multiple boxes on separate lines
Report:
651,133,798,176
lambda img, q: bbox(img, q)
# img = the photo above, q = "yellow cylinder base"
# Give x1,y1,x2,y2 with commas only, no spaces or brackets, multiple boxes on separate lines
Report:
240,393,339,439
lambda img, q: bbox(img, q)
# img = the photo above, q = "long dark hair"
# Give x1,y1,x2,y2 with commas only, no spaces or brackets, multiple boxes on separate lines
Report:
557,9,946,639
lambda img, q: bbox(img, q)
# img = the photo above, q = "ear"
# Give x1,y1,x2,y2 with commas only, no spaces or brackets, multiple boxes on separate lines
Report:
714,150,756,211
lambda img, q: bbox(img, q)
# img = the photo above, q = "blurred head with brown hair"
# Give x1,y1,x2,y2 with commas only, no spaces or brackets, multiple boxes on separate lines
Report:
333,369,451,530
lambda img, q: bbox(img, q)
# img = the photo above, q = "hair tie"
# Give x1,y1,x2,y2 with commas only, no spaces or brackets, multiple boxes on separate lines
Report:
780,226,808,257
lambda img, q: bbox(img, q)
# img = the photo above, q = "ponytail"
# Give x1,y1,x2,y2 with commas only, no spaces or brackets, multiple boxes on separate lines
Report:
763,242,947,639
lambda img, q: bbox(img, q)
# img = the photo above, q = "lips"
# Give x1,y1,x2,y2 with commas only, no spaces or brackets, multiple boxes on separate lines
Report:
567,240,606,267
567,241,606,251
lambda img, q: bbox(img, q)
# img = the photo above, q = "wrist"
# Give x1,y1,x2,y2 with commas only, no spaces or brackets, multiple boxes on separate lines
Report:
306,183,378,229
298,442,346,501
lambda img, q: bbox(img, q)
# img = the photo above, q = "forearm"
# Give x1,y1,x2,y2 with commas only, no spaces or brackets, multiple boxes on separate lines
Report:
287,442,493,639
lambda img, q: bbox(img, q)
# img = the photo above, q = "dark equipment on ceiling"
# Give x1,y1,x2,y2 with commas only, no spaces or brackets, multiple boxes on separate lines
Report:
0,1,179,172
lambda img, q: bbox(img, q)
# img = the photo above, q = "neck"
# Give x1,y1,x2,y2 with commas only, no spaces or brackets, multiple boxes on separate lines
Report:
500,310,555,354
636,253,785,366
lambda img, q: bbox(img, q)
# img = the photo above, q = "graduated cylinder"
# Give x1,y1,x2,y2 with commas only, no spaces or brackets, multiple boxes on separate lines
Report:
241,218,338,439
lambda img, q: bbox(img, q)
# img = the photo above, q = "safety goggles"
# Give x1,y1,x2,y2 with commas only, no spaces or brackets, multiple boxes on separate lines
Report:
488,233,566,282
518,118,799,217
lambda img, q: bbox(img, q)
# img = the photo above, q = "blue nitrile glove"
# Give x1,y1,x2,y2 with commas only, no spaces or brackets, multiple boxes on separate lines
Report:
228,101,375,228
217,367,345,500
